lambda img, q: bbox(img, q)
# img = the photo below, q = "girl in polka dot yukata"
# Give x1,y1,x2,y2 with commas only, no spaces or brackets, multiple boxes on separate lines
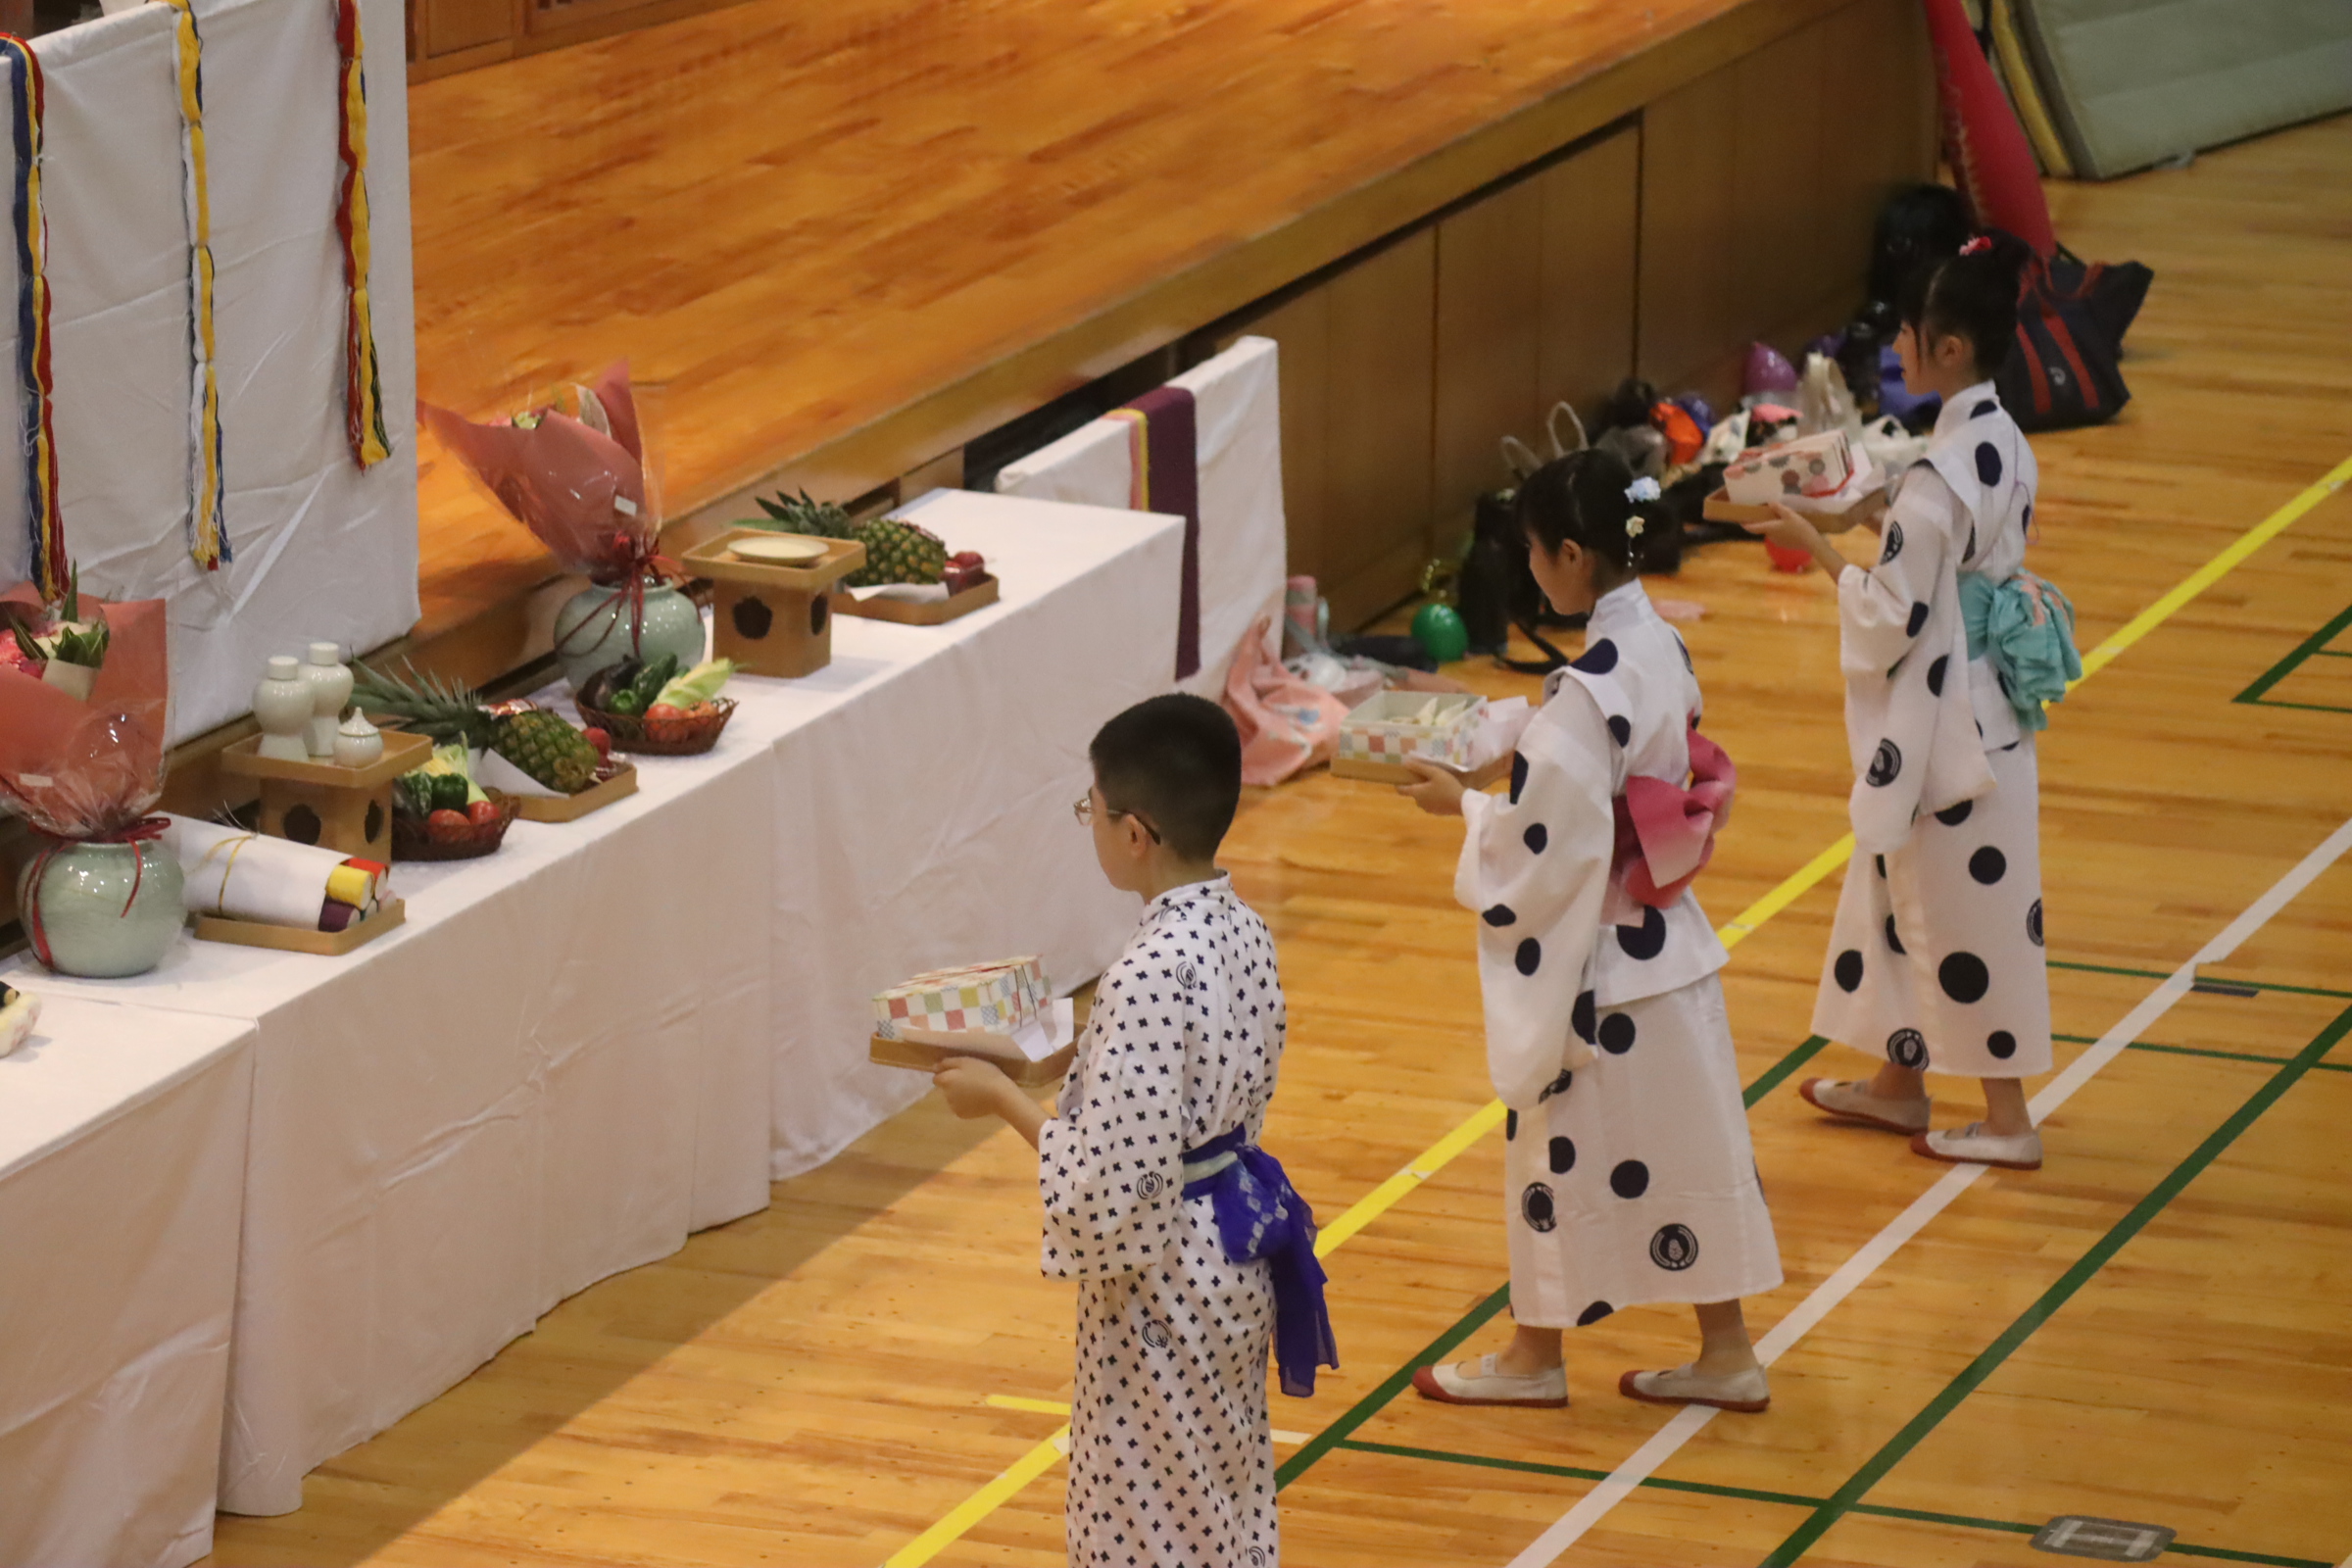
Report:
1398,450,1785,1415
934,695,1335,1568
1745,235,2077,1172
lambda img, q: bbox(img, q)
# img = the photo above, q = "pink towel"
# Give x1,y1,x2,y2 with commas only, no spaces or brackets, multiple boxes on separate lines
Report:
1610,726,1736,907
1221,615,1348,786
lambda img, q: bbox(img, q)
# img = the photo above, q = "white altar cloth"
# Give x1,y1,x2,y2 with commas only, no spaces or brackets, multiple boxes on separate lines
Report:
1,491,1181,1517
0,995,255,1567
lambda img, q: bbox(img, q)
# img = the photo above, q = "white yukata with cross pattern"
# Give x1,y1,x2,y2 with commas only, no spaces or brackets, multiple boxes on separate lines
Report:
1810,381,2055,1080
1455,580,1783,1327
1038,874,1286,1568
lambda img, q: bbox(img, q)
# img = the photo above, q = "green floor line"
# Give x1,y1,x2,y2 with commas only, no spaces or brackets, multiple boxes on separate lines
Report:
2309,648,2352,659
1274,1283,1509,1489
1744,1035,1829,1107
1335,1438,1819,1506
1760,1001,2352,1566
1336,1440,2329,1566
2234,602,2352,704
2241,696,2352,715
2051,959,2352,1001
2056,1037,2349,1071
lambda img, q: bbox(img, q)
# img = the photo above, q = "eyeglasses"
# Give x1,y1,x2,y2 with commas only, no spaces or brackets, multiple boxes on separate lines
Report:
1073,791,1161,843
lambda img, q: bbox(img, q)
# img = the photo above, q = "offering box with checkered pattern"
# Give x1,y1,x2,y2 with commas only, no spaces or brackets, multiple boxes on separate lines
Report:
1331,691,1486,784
873,956,1051,1045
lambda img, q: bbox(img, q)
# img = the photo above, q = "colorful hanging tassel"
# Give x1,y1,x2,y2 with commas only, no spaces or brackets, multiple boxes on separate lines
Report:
157,0,228,569
332,0,387,470
1,35,65,602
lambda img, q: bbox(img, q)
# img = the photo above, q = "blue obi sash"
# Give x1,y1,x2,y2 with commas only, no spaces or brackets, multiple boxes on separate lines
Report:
1182,1124,1340,1397
1959,571,2082,732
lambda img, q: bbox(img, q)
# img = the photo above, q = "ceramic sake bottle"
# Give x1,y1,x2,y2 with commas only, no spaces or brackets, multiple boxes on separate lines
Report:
301,642,353,758
255,656,314,762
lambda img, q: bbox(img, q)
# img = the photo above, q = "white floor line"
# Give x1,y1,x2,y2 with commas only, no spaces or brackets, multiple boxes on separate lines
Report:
1504,815,2352,1568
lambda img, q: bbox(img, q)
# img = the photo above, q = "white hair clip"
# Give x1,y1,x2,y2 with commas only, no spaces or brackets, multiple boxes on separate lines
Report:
1625,515,1646,539
1625,476,1662,504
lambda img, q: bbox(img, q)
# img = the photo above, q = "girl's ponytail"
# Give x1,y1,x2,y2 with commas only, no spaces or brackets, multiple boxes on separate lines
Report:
1899,231,2031,376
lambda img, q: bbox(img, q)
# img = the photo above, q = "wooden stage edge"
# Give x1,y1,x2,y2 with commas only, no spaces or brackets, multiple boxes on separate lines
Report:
153,0,1889,825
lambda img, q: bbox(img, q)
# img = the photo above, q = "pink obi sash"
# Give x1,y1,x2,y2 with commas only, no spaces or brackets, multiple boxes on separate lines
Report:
1610,726,1736,907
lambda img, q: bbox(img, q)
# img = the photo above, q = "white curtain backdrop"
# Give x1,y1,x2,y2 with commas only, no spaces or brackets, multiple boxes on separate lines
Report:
0,0,418,743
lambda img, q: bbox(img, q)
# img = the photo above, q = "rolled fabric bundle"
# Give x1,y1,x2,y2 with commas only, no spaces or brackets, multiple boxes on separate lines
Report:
169,816,385,930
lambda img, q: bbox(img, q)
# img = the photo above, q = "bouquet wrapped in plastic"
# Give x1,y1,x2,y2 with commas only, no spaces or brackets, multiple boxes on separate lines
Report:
420,360,653,580
421,361,700,682
0,581,171,840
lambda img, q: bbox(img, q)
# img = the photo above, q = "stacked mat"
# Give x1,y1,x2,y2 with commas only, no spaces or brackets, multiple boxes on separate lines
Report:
1993,0,2352,178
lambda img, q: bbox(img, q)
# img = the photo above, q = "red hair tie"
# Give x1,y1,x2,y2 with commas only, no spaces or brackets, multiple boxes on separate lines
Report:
1959,235,1992,256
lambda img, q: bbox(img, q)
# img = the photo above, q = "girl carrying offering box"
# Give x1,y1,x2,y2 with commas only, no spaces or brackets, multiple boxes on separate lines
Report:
1743,234,2079,1172
1399,451,1785,1415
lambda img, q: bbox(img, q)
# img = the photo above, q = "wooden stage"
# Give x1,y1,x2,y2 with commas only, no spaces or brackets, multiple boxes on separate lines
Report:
403,0,1929,663
207,114,2352,1567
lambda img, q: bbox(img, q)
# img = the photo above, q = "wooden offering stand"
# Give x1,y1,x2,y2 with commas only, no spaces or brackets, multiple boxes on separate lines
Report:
681,528,866,678
220,730,434,861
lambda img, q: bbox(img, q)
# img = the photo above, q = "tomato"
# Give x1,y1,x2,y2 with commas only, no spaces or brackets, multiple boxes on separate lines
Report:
467,799,503,827
426,808,469,839
582,726,612,757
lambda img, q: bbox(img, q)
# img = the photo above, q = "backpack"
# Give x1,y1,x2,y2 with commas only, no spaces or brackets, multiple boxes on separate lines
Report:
1997,242,2153,431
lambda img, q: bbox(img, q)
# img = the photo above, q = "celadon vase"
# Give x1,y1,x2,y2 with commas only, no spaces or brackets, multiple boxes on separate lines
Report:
17,839,185,979
551,581,707,693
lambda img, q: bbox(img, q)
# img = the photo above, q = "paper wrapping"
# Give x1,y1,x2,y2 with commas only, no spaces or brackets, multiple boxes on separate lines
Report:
170,815,383,929
1723,428,1856,506
873,956,1050,1044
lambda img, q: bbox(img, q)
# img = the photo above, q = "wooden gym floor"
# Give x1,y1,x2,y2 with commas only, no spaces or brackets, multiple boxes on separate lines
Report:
207,115,2352,1567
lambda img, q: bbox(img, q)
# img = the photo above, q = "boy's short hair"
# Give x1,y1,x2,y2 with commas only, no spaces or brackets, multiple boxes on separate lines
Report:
1089,694,1242,861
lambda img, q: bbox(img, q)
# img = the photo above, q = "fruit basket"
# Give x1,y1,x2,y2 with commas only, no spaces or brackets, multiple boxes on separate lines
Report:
573,695,737,756
391,790,516,861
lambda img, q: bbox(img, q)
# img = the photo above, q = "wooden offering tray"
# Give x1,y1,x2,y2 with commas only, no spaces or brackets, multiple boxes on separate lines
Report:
682,528,867,679
220,729,435,861
869,1032,1075,1088
193,898,407,957
832,573,1000,626
512,760,639,823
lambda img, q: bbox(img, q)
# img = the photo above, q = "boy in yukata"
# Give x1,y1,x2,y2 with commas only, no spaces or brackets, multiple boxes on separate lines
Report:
935,694,1335,1568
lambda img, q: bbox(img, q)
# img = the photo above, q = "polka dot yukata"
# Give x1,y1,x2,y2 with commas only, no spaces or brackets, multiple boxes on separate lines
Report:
1457,581,1782,1327
1038,875,1286,1567
1811,382,2054,1080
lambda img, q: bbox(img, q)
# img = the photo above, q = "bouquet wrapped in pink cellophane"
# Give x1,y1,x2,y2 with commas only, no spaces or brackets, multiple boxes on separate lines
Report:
419,360,658,583
0,585,171,839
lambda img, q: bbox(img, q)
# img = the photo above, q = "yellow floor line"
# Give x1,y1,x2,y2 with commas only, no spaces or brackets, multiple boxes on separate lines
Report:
883,452,2351,1566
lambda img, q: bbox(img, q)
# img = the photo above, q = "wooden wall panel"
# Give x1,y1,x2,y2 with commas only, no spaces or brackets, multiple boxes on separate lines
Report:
416,0,515,57
1433,174,1544,543
1320,230,1437,630
1238,287,1333,598
1641,0,1936,406
1536,125,1641,440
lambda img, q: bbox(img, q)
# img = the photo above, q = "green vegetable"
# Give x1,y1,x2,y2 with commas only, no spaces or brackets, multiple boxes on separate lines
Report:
611,652,677,716
652,659,734,710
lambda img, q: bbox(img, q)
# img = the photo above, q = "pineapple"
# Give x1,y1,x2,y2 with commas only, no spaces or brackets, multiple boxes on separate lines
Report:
754,488,857,540
844,515,948,588
753,491,950,587
352,662,603,795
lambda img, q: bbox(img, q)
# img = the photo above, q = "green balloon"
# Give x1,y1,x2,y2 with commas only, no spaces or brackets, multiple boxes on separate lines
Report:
1411,603,1470,664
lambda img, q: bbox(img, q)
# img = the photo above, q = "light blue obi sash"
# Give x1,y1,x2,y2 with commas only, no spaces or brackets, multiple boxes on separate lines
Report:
1958,571,2082,732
